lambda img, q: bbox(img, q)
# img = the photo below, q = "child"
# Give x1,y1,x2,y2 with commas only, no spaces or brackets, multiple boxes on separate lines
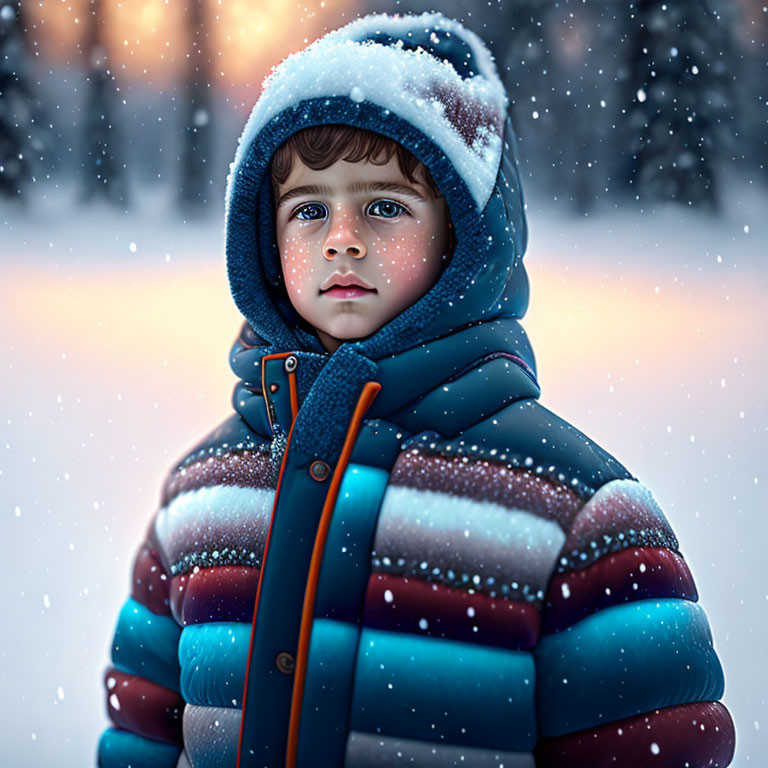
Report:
98,12,735,768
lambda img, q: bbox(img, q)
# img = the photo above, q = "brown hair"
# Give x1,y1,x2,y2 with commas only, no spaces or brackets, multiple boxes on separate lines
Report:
270,124,443,200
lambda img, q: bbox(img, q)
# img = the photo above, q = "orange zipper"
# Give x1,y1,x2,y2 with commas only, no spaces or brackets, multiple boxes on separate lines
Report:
285,381,382,768
236,352,299,768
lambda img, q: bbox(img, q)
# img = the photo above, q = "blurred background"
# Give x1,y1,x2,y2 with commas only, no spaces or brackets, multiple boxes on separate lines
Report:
1,0,766,765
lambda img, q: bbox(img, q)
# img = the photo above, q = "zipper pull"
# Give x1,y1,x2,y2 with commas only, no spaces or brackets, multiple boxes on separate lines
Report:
269,424,288,485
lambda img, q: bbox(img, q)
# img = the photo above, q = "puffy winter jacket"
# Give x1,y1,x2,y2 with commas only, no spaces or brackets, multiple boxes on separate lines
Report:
97,12,735,768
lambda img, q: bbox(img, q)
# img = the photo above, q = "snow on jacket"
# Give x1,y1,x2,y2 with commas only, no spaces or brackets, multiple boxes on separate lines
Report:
97,12,735,768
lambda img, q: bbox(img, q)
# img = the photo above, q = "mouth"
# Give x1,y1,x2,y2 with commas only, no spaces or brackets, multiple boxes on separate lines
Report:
319,285,378,299
319,272,377,298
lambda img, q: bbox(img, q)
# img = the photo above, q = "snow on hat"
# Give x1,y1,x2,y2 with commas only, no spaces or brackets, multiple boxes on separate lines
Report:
229,12,508,209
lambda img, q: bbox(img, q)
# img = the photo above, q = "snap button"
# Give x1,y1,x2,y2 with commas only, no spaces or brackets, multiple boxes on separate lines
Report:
276,652,295,675
309,460,330,482
284,355,298,373
269,382,279,393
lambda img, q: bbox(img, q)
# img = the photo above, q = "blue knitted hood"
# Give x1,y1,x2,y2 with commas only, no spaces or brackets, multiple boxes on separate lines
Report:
225,11,534,372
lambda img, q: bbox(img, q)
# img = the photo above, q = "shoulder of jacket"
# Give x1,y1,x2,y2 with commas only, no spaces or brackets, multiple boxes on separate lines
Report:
159,412,273,508
389,403,676,590
397,398,633,499
386,351,540,438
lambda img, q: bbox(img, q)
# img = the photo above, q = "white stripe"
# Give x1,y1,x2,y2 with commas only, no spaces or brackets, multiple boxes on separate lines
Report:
347,731,536,768
155,485,275,566
183,705,241,768
375,485,565,595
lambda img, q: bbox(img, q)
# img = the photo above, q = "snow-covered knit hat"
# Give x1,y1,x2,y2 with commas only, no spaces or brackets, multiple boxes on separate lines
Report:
225,11,532,365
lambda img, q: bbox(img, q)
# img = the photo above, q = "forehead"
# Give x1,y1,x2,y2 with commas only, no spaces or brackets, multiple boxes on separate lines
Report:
278,153,425,193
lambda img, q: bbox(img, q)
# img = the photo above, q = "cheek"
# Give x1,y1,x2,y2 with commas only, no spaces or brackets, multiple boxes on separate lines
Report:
376,221,442,291
279,231,315,295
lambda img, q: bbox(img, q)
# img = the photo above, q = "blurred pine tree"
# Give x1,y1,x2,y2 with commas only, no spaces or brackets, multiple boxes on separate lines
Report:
81,0,128,207
625,0,735,209
178,0,213,213
0,0,50,200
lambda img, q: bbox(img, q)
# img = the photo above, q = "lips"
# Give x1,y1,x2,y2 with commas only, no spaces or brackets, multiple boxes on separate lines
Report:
320,272,376,293
319,283,375,292
321,285,377,299
319,273,377,296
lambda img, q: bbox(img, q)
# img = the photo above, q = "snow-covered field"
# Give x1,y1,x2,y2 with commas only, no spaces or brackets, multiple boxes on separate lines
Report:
1,180,765,765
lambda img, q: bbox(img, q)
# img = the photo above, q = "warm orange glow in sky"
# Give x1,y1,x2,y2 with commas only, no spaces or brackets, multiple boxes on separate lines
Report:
27,0,356,92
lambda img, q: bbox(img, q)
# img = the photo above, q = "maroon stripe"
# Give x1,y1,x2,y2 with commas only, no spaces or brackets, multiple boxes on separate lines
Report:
169,566,260,625
542,547,698,634
162,450,273,506
104,667,184,745
131,544,172,617
389,449,583,530
364,573,540,651
535,701,735,767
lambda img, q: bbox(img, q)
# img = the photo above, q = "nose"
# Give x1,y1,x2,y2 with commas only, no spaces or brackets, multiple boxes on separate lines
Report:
323,212,367,261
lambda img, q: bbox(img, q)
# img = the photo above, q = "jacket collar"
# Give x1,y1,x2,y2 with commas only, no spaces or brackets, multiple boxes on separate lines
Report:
230,316,537,442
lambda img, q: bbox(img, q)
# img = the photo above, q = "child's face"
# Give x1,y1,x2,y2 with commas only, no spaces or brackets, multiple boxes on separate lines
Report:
274,152,451,352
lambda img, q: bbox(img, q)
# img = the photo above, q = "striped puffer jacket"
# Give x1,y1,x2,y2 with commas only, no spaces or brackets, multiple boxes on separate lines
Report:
97,11,734,767
98,319,734,768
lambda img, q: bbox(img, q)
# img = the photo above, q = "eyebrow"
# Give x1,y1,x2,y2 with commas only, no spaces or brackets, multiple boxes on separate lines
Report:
276,180,428,208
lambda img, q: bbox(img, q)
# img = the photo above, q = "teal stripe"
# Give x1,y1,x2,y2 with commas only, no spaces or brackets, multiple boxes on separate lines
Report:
535,597,725,738
297,619,360,765
315,464,389,622
97,728,180,768
178,621,250,708
111,597,181,693
350,628,537,750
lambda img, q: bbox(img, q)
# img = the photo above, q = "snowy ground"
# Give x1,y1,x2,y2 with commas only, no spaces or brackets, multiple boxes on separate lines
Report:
1,180,766,765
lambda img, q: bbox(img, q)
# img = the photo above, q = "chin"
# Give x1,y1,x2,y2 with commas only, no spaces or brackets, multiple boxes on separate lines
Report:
323,318,380,341
325,321,379,341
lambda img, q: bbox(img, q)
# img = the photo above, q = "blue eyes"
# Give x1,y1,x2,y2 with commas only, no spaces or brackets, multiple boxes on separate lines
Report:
293,200,408,221
368,200,407,218
294,203,327,221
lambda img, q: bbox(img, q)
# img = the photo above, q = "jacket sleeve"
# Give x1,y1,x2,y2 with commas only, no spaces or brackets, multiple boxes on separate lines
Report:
533,478,735,767
97,524,184,768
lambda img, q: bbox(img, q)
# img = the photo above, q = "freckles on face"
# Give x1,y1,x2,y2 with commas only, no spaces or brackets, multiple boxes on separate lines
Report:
374,218,439,292
280,207,363,295
278,233,314,295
